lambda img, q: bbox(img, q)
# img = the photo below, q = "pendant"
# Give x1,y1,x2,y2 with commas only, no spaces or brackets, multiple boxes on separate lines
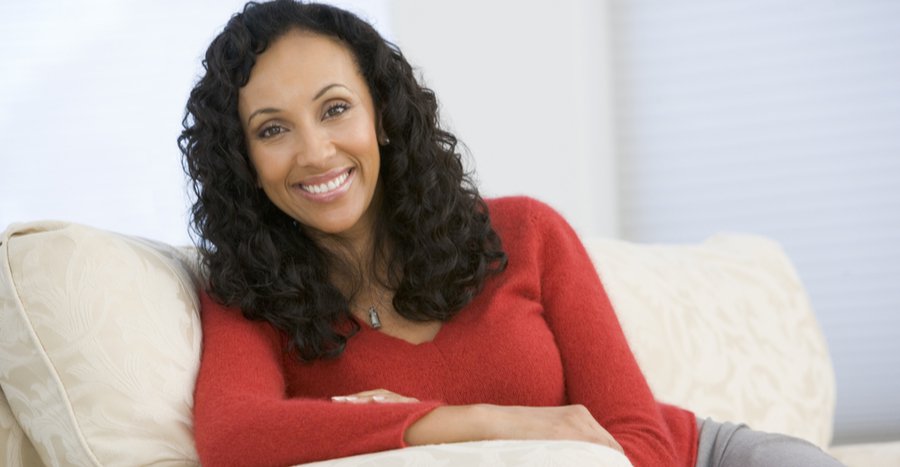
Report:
367,306,382,329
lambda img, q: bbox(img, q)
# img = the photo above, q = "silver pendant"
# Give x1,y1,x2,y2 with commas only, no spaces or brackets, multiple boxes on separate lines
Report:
368,306,382,329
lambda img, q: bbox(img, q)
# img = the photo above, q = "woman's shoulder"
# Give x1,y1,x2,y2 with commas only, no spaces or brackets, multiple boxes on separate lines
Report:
197,288,287,354
198,289,279,334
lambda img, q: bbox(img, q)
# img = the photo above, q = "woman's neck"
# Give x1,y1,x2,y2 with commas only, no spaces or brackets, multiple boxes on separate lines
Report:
308,226,392,301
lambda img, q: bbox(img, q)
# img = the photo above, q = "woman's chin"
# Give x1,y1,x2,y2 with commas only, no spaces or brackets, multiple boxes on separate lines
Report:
300,216,368,241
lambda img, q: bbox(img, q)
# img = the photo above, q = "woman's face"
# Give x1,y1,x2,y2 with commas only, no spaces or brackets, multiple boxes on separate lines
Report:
239,30,382,244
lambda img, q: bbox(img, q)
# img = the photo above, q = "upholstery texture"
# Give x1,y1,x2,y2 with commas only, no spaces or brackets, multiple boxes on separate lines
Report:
0,222,202,466
0,385,41,467
298,440,631,467
584,235,836,449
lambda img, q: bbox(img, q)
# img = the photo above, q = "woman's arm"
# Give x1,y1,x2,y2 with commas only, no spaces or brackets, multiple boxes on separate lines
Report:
523,198,680,466
192,293,442,467
328,388,622,450
404,403,622,453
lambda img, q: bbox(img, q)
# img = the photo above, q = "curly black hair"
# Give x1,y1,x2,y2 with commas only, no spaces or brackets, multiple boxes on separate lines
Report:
179,0,507,361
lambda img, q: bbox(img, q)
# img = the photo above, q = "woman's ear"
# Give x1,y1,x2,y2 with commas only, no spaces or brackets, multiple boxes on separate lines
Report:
376,115,390,146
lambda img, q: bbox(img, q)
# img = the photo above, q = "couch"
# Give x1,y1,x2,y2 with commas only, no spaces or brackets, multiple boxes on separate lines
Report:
1,220,898,466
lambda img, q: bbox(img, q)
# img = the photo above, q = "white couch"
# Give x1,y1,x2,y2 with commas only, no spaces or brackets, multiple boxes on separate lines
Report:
1,221,897,466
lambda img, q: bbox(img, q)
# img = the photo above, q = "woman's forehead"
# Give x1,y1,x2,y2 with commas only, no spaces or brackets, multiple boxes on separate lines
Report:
239,31,366,108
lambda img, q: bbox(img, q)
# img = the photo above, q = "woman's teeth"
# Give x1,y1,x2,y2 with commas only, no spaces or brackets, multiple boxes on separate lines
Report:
301,170,349,194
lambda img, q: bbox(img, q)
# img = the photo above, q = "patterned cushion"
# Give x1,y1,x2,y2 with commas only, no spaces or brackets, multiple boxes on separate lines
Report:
0,221,201,466
0,386,41,467
585,234,836,448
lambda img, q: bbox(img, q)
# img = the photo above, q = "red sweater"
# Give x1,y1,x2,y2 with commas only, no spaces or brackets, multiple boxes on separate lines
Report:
193,196,698,467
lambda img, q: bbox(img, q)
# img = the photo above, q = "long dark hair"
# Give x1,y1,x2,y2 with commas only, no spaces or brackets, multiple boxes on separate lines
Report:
179,0,507,361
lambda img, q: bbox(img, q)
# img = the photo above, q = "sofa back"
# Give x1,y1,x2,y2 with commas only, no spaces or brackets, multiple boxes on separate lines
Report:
585,236,835,448
0,221,836,466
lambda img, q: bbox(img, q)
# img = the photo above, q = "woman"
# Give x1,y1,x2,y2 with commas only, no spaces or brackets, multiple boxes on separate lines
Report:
180,1,845,466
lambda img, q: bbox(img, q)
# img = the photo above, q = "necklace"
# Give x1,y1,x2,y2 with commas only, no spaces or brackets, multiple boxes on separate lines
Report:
366,305,382,329
358,287,388,329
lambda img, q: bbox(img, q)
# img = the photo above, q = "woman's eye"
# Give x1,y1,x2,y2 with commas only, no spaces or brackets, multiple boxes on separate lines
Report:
258,125,286,139
323,102,350,120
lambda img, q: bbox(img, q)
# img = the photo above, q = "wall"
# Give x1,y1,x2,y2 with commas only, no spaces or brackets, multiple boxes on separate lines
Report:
0,0,390,246
389,0,620,237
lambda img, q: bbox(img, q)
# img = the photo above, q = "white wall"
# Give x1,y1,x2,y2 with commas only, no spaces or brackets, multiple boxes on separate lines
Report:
2,1,616,241
1,1,233,244
389,0,620,238
0,0,390,246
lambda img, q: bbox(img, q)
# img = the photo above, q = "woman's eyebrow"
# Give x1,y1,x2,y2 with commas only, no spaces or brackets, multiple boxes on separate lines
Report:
247,108,280,127
313,83,350,101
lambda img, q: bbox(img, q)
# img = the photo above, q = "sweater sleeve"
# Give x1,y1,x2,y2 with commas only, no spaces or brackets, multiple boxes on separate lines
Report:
192,292,442,467
525,199,680,467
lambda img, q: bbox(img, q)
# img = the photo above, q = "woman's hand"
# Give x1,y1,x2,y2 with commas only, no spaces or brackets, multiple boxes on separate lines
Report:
405,404,623,454
331,388,419,404
331,390,622,454
484,404,623,452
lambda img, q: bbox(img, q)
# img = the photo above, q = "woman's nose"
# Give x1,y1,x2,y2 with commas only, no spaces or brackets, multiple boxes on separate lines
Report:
294,127,335,167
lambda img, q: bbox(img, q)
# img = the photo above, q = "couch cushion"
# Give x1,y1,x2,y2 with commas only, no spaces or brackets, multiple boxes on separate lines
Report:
585,234,836,448
829,440,900,467
297,440,632,467
0,386,41,467
0,221,201,466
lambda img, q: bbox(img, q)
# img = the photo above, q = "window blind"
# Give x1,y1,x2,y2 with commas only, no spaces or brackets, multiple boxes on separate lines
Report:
611,0,900,444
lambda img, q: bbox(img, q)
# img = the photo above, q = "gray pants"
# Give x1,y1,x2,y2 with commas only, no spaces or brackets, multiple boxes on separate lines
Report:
695,418,846,467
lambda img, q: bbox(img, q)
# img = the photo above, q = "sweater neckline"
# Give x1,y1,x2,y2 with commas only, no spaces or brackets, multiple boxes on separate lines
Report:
351,314,449,348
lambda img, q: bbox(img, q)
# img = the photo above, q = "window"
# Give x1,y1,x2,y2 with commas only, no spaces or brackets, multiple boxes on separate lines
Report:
612,0,900,443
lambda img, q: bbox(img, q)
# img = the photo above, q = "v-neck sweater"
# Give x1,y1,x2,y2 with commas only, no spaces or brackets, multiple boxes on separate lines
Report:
193,196,699,467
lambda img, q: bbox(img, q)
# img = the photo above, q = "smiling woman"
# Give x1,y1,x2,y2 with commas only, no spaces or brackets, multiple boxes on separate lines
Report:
179,0,505,365
178,1,848,467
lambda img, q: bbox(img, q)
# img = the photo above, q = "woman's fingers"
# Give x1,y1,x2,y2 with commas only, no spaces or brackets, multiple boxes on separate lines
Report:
331,388,419,404
330,394,418,403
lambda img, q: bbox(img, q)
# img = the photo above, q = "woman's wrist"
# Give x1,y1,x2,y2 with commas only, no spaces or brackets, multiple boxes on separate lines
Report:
405,404,494,446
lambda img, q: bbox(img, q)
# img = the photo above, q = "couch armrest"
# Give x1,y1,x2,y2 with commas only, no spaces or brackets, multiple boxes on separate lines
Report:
295,440,632,467
584,234,836,448
829,440,900,467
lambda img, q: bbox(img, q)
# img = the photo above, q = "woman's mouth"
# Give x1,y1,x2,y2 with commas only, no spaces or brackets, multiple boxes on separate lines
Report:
300,169,351,194
294,168,354,201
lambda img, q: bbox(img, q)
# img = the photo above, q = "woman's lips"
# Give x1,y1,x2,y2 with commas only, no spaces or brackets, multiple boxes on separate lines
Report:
293,168,354,202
